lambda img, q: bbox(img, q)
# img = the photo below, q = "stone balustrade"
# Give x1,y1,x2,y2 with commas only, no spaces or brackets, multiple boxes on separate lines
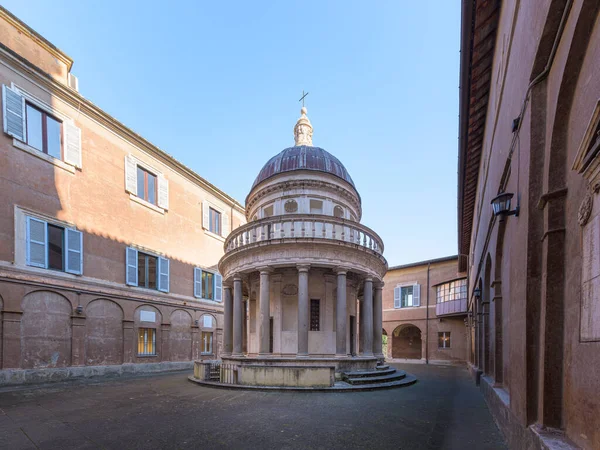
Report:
224,214,384,255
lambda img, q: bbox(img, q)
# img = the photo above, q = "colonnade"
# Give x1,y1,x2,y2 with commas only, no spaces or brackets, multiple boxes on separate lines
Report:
222,266,384,358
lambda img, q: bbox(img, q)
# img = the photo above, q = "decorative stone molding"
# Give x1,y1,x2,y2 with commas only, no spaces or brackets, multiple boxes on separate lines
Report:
219,242,387,281
578,190,593,226
282,284,298,296
246,178,362,221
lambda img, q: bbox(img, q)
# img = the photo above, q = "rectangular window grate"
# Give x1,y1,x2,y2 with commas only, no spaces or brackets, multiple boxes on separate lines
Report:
310,299,320,331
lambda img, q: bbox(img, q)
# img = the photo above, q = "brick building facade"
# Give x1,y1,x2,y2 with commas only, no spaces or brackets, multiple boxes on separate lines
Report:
383,256,468,364
459,1,600,448
0,7,245,383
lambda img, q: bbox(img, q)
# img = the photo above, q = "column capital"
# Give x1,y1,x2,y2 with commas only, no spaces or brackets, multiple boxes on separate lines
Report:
233,275,243,282
296,264,310,273
258,266,273,275
374,281,385,289
334,267,347,276
364,277,373,283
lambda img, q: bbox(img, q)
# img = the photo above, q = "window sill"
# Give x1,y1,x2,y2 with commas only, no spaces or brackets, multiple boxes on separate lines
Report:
12,139,76,174
137,354,158,358
194,296,220,303
200,353,214,356
204,229,225,242
129,194,165,214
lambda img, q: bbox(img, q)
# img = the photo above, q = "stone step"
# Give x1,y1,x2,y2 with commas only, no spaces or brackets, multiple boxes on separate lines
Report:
343,368,397,378
376,364,390,370
345,371,406,385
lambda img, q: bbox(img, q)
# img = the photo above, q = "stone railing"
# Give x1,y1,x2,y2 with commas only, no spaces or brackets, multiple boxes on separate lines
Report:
224,214,384,255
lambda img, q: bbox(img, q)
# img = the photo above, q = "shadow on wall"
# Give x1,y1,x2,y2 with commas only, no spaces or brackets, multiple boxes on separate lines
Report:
391,324,423,360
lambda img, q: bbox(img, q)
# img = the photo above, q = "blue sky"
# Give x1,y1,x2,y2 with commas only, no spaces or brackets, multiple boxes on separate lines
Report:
5,0,461,266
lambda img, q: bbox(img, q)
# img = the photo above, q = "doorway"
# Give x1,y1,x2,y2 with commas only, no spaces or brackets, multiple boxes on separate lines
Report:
350,315,356,356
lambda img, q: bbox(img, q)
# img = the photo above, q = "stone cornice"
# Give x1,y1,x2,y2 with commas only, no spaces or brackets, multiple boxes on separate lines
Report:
0,43,244,213
0,7,73,70
219,241,387,281
246,178,361,220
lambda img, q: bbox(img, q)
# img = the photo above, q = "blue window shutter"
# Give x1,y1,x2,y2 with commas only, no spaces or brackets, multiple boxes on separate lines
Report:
26,217,47,268
158,257,169,293
413,284,421,307
194,267,202,298
215,273,222,302
3,85,25,141
65,228,83,275
126,247,138,286
393,286,401,308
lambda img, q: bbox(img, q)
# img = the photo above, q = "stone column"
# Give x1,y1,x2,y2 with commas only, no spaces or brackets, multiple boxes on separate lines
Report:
373,281,384,358
336,269,347,357
297,264,310,356
362,278,374,356
232,276,243,356
258,268,271,356
223,284,233,356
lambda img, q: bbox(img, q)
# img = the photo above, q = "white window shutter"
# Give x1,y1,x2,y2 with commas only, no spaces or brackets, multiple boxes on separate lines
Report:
63,121,82,168
158,257,169,293
2,85,25,141
202,201,209,230
215,273,222,302
157,175,169,210
194,267,202,298
125,155,137,195
413,284,421,306
65,228,83,275
222,213,230,237
394,286,401,308
126,247,138,286
26,217,47,268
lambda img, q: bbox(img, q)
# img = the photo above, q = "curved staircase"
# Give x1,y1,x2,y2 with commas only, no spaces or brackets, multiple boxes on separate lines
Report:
340,364,417,390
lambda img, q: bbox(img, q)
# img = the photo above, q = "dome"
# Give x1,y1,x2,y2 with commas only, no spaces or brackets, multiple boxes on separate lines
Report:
251,145,356,189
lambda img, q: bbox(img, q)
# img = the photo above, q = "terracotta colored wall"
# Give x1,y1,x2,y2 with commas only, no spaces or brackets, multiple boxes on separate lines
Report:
464,1,600,448
0,13,241,372
382,258,467,363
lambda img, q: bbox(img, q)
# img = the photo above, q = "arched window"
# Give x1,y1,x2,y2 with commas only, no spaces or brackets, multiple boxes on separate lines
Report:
333,205,344,218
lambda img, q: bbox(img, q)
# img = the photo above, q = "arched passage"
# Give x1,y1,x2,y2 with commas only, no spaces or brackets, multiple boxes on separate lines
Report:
382,329,388,358
391,324,422,360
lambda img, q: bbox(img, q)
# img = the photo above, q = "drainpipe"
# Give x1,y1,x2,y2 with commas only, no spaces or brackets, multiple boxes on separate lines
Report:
426,262,431,364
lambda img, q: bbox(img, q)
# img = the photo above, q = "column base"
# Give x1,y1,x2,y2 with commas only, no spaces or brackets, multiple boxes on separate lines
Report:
257,353,272,358
335,353,348,358
360,352,374,358
296,353,309,358
231,352,244,357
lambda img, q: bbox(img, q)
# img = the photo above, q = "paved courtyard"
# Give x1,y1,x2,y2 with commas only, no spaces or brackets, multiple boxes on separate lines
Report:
0,363,505,449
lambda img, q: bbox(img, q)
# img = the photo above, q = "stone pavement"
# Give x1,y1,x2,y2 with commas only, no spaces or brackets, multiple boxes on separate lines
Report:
0,363,506,450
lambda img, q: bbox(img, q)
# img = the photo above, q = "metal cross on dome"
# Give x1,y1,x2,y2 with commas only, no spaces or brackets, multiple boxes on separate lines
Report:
299,90,309,107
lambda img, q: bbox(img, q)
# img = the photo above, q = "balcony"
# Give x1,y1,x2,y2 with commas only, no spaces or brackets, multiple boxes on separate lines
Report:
220,214,387,280
436,298,468,317
225,214,384,255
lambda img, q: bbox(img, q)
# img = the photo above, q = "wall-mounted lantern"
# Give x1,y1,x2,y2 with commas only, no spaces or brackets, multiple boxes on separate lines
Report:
491,192,519,219
473,287,482,301
75,305,83,314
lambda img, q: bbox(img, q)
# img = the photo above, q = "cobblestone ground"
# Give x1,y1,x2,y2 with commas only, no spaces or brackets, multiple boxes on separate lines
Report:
0,363,506,450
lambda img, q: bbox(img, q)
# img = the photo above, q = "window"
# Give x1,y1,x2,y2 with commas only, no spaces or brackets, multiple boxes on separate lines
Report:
263,205,274,217
138,328,156,355
138,252,158,290
284,199,298,213
209,207,221,235
436,279,467,303
3,85,82,167
194,268,223,301
310,199,323,214
201,331,213,354
126,247,169,292
124,155,169,210
310,299,320,331
333,205,344,218
136,166,157,205
438,332,451,349
25,103,62,159
26,216,83,274
394,284,421,308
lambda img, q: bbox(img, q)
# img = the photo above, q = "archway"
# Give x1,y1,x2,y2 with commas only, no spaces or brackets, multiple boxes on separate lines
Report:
382,329,388,358
392,324,422,359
